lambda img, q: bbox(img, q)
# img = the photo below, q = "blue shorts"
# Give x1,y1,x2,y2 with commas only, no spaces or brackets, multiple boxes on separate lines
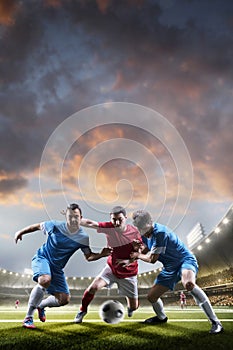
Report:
31,255,70,295
155,258,198,291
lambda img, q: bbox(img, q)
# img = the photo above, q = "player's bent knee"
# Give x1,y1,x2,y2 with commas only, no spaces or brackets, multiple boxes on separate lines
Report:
58,294,70,306
38,274,51,289
147,294,157,303
185,281,195,291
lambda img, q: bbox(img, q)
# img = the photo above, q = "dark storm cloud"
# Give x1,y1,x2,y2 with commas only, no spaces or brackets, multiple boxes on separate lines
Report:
0,176,28,194
0,0,232,200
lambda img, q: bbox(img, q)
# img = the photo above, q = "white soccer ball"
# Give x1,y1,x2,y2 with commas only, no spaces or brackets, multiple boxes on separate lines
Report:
99,300,125,324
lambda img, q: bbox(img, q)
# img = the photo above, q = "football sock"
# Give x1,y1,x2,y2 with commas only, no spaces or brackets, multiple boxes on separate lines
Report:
151,298,167,320
38,295,60,309
26,284,45,318
80,290,95,312
191,285,218,322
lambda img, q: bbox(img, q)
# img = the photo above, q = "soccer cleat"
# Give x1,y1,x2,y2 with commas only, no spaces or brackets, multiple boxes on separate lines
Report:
209,321,223,334
22,317,36,329
144,316,168,324
74,311,87,323
127,308,134,317
37,307,46,322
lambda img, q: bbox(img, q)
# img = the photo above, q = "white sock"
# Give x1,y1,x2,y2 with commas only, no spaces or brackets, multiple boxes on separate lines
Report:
38,295,60,309
151,298,167,320
26,284,45,318
191,285,218,322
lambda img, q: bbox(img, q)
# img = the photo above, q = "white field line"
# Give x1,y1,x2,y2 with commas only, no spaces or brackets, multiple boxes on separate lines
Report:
0,319,232,323
1,309,233,314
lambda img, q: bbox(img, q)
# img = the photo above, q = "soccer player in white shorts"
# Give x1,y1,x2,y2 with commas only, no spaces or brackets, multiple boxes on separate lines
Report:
74,206,142,323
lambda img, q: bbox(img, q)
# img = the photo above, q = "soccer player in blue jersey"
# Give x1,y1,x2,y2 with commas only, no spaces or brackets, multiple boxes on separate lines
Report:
14,203,112,329
130,210,223,334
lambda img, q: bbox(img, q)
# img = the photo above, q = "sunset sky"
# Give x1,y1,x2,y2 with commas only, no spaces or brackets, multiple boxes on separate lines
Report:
0,0,232,277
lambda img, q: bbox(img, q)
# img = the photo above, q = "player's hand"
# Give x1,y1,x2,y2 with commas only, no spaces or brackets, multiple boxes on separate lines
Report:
101,247,113,257
14,231,23,244
115,258,134,267
132,239,143,252
130,251,139,259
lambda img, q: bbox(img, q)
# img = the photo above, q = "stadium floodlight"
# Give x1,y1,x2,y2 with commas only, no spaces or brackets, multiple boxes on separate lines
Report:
215,227,221,233
205,238,211,243
222,218,229,224
187,222,205,250
73,277,76,280
197,245,202,250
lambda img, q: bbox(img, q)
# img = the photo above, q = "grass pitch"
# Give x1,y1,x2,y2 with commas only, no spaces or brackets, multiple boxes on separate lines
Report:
0,306,232,350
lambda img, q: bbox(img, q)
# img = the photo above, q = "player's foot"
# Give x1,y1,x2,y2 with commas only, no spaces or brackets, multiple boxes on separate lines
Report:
22,317,36,329
209,321,223,334
144,316,168,324
74,311,87,323
37,307,46,322
127,308,134,317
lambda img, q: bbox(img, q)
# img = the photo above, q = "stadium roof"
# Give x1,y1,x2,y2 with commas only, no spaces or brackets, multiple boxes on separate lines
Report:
191,204,233,277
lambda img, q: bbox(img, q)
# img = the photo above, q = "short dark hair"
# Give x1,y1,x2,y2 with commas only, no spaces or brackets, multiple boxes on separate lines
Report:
110,206,126,217
132,210,152,229
67,203,82,216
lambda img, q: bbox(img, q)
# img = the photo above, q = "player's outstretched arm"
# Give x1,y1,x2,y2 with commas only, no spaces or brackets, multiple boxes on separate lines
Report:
84,247,113,261
130,251,159,264
14,223,41,244
80,218,99,229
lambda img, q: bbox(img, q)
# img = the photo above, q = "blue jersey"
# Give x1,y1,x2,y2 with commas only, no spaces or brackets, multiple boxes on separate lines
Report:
142,223,198,271
35,220,91,269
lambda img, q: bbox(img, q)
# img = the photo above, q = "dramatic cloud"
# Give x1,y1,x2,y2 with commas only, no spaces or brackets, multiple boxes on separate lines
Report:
0,0,232,275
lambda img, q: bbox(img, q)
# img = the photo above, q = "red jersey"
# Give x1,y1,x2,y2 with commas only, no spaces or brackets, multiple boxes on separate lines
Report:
97,222,142,278
180,293,186,302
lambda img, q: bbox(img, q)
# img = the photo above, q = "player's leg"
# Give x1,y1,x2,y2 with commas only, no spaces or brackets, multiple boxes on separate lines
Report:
144,283,169,323
37,269,70,322
117,275,139,317
181,267,223,334
74,265,110,323
23,257,51,329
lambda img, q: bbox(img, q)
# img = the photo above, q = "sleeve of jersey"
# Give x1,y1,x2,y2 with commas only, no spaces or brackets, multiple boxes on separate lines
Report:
97,222,113,233
40,221,55,235
151,232,167,255
78,230,92,255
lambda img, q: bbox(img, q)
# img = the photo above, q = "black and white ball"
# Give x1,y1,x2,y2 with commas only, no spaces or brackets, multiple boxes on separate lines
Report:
99,300,125,324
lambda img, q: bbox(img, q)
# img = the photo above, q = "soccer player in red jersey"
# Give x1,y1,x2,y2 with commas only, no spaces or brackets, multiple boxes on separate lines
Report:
74,206,142,323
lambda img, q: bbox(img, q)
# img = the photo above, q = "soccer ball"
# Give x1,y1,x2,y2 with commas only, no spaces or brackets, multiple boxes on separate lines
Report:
99,300,125,324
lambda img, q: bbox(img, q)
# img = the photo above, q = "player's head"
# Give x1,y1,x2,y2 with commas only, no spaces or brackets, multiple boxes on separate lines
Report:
66,203,82,233
110,206,127,231
132,210,153,237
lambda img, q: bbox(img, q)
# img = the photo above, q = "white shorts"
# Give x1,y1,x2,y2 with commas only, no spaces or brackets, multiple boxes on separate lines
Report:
97,265,138,299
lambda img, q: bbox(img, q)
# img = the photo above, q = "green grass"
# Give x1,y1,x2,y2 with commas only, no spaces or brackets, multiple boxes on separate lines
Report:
0,306,232,350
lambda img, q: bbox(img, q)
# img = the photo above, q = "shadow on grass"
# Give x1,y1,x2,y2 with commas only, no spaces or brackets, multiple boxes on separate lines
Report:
0,321,232,350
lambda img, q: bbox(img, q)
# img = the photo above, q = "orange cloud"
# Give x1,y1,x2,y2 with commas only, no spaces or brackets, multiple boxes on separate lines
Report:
112,70,138,91
0,0,19,26
96,0,111,14
0,233,11,240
